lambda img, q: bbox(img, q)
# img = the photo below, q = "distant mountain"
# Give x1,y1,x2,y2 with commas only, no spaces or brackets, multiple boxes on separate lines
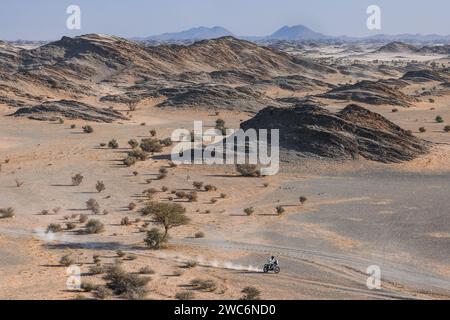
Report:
267,25,330,41
376,41,418,53
146,26,234,41
367,34,450,42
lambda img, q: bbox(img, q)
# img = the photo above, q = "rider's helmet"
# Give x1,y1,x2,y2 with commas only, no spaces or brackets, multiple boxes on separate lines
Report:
271,256,275,260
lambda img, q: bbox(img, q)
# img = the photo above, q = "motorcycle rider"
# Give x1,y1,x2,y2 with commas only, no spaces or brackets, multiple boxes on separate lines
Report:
268,256,278,266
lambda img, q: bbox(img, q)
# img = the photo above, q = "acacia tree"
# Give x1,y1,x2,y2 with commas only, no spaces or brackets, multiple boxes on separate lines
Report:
140,202,190,237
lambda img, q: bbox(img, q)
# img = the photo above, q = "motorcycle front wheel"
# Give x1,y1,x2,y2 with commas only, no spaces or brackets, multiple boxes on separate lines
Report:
274,266,280,274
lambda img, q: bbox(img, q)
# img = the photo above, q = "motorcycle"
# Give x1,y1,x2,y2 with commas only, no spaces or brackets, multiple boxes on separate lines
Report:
263,262,280,274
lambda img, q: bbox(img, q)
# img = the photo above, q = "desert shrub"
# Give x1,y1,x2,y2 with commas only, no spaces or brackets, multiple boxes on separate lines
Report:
139,266,155,275
99,142,107,147
128,139,139,148
81,281,98,292
392,108,399,113
175,291,195,300
241,287,261,300
102,210,109,216
127,254,138,261
59,254,74,267
149,129,157,137
299,196,308,205
133,171,139,176
187,192,198,202
160,137,173,147
70,124,76,129
83,125,94,133
85,219,105,234
53,207,61,215
263,183,269,188
103,264,150,299
429,98,435,103
236,164,261,177
71,173,84,186
0,207,15,219
161,186,169,192
159,168,168,175
128,148,148,161
47,223,63,233
140,138,162,153
419,127,426,133
143,188,158,199
79,214,88,223
204,184,217,192
194,231,205,238
156,172,168,181
140,202,189,236
123,156,137,167
15,179,24,187
210,198,218,204
276,206,285,215
128,202,137,211
220,193,227,199
89,264,106,275
96,181,106,193
444,125,450,132
108,139,119,149
244,207,254,216
94,285,112,300
175,191,187,199
121,216,132,226
116,250,126,258
144,228,168,249
66,222,76,230
86,198,100,214
215,118,225,129
190,279,217,292
436,116,444,123
93,255,101,264
184,260,198,268
40,209,50,216
193,181,204,190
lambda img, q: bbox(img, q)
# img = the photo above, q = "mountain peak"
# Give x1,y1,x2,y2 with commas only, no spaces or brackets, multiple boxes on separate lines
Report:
147,26,234,41
269,24,328,40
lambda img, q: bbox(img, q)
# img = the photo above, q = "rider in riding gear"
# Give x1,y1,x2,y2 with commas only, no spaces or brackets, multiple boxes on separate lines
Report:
268,256,278,266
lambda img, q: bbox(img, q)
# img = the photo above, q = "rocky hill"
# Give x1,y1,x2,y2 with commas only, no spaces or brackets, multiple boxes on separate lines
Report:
241,103,429,163
318,80,415,107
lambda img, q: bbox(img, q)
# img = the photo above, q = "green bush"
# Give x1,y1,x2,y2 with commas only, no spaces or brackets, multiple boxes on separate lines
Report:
47,223,63,233
175,291,195,300
236,164,261,177
71,173,84,186
144,228,168,249
0,207,15,219
140,138,162,153
84,219,105,234
103,264,150,299
59,254,75,267
241,287,261,300
83,125,94,133
108,139,119,149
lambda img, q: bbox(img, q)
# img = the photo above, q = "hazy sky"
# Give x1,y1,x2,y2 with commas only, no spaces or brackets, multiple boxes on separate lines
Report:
1,0,449,40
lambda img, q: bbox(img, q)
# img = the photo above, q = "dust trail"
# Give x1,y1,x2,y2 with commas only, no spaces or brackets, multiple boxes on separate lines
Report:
152,251,261,272
33,227,72,243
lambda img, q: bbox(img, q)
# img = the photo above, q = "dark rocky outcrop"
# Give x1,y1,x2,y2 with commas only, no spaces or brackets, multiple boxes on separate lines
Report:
11,100,127,123
155,84,280,112
241,103,429,163
318,80,415,107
